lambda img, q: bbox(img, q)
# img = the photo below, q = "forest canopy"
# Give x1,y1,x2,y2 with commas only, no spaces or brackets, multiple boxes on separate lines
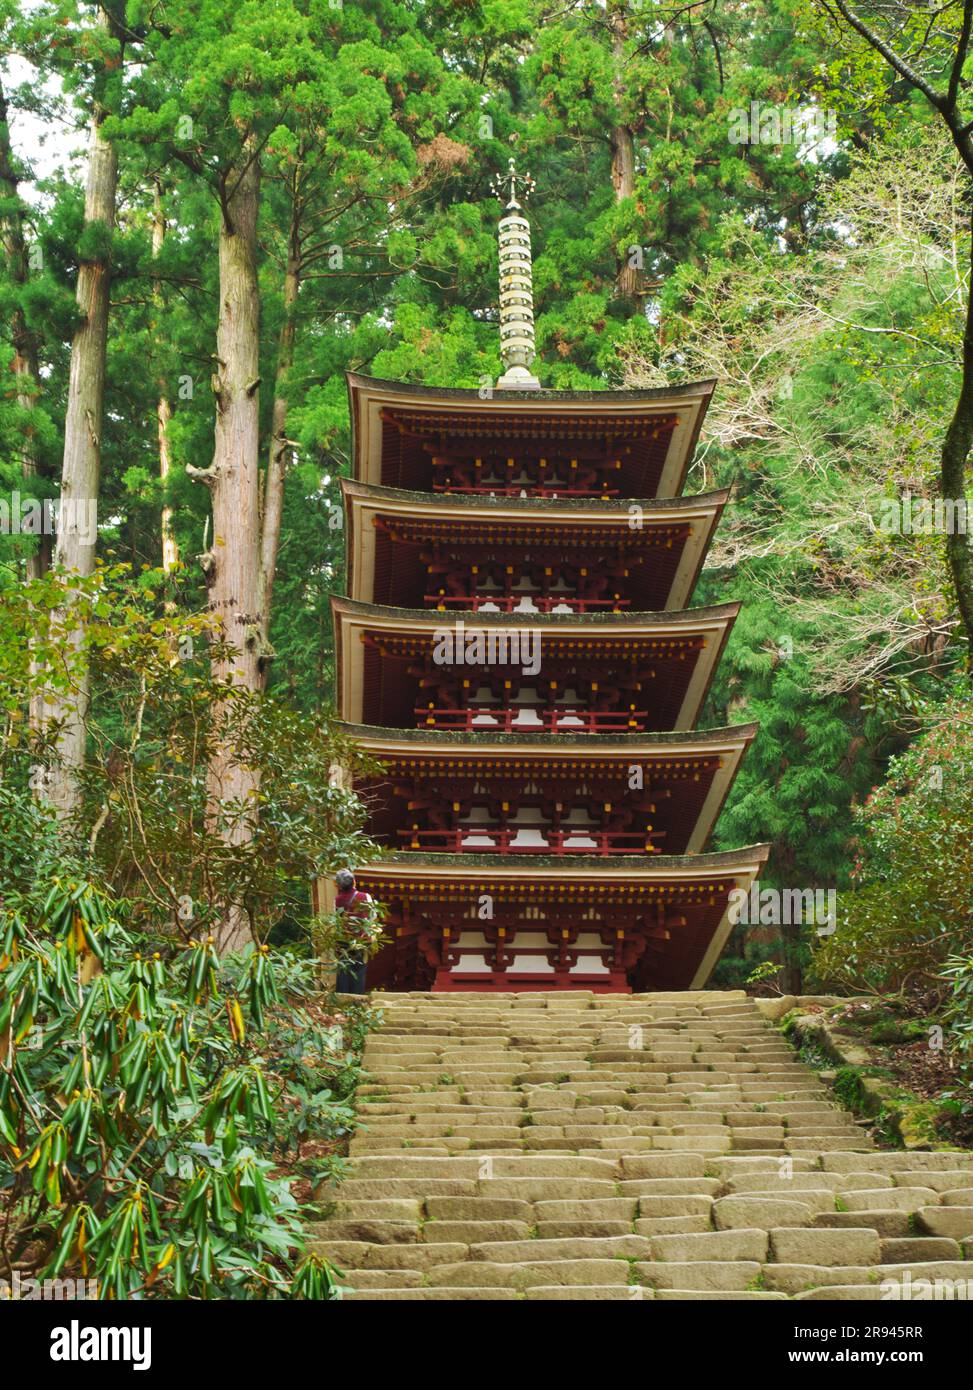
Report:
0,0,971,974
2,0,973,1300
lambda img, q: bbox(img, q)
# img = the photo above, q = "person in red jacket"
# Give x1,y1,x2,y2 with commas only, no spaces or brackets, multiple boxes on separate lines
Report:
334,869,374,994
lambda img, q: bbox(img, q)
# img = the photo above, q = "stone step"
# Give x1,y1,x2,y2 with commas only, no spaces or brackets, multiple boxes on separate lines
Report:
899,1176,973,1194
717,1188,838,1215
313,990,973,1303
652,1289,788,1301
636,1260,762,1291
336,1269,422,1289
425,1259,631,1289
618,1177,722,1197
331,1178,478,1200
313,1219,420,1243
325,1199,422,1220
346,1154,619,1177
311,1241,470,1270
468,1234,651,1262
425,1220,532,1243
881,1237,961,1263
764,1260,973,1297
524,1286,643,1301
815,1210,911,1238
638,1215,715,1236
478,1177,618,1200
533,1198,638,1220
648,1228,768,1262
917,1206,973,1239
841,1186,940,1213
345,1288,522,1301
722,1170,891,1191
768,1227,881,1265
822,1151,973,1172
713,1196,815,1229
425,1197,532,1220
537,1221,635,1239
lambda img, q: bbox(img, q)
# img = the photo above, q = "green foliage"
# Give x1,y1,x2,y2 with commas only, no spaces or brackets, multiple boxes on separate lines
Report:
814,698,973,996
0,871,378,1298
941,953,973,1111
0,564,378,939
831,1065,871,1113
866,1017,929,1046
745,959,785,992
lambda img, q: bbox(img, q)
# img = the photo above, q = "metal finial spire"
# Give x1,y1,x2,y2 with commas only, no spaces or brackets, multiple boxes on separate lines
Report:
491,157,540,390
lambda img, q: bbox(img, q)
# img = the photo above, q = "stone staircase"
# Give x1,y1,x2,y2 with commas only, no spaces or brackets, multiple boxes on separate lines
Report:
310,990,973,1300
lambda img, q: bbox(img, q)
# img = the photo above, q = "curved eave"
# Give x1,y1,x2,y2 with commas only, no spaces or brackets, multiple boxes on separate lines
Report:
332,597,740,735
336,719,758,750
336,719,757,854
328,844,770,989
346,371,718,408
346,372,716,500
332,596,740,627
340,478,730,514
342,478,729,611
351,844,768,875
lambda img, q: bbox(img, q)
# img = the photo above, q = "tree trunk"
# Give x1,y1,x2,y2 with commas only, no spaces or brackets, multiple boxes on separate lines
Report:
941,209,973,660
0,79,47,582
609,7,641,306
258,208,301,687
202,141,264,953
152,182,179,574
48,14,120,815
0,78,52,736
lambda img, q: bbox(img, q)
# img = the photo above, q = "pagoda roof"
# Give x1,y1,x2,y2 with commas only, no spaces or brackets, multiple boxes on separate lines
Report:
350,845,768,875
342,479,729,612
337,844,770,990
338,720,757,750
336,719,757,855
333,595,739,629
347,372,716,500
332,596,740,733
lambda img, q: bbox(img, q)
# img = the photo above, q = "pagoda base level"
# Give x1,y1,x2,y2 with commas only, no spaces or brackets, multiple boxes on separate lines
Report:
432,969,631,993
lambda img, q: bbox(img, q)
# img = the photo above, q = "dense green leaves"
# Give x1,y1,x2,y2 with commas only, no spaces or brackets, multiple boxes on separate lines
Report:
0,0,971,1083
815,696,973,998
0,564,379,936
0,871,379,1298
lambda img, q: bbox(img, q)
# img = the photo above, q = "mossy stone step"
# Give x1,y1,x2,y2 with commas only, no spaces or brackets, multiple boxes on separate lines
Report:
315,990,973,1303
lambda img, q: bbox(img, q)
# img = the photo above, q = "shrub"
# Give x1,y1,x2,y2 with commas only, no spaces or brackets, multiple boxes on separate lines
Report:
941,952,973,1114
0,876,376,1299
0,563,379,944
814,698,973,997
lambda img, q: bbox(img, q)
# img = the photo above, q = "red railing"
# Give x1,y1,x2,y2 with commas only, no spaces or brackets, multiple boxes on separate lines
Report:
414,706,649,733
395,827,663,855
423,593,630,614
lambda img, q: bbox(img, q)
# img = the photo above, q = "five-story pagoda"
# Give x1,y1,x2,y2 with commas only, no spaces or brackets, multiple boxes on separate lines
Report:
320,161,768,992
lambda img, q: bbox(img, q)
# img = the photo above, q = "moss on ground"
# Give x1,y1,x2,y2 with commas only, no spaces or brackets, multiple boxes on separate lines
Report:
780,1003,969,1151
